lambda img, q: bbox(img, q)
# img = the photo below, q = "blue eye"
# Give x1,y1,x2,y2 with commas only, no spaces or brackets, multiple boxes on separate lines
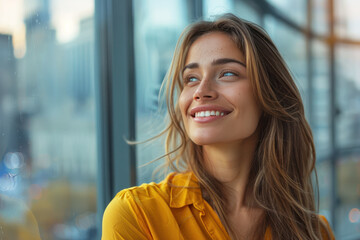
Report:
188,77,199,82
223,72,235,77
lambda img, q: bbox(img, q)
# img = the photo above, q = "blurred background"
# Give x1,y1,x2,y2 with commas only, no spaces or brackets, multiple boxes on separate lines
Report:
0,0,359,239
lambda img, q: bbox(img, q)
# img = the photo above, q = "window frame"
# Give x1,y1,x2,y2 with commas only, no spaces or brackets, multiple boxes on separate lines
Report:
95,0,137,237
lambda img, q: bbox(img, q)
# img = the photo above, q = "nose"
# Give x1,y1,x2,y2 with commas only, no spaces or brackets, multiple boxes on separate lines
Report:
193,77,218,101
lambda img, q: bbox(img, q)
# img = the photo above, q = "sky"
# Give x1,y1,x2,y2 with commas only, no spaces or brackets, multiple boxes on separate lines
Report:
0,0,24,35
0,0,93,58
336,0,360,39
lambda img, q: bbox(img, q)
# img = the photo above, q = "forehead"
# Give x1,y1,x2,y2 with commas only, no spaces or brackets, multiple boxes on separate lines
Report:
185,31,245,64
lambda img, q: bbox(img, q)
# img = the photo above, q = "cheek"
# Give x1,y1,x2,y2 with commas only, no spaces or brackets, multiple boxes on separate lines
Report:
233,86,261,121
243,97,262,125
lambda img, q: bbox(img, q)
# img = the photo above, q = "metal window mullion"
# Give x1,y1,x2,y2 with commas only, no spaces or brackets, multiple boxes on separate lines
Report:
107,0,136,193
95,0,136,237
306,0,314,127
328,0,338,231
95,0,113,237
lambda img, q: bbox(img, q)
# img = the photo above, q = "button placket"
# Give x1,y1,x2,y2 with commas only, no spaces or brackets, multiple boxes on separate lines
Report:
199,210,218,240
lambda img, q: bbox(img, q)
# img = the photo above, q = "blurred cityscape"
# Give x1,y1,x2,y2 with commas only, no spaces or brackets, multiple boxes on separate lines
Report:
0,0,97,239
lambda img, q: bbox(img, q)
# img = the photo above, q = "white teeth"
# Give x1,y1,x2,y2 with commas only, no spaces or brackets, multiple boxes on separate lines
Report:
194,110,226,118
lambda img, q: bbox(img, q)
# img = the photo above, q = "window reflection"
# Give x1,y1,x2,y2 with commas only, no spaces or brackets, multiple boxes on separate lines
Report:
336,45,360,148
312,40,331,158
0,0,97,239
266,0,306,26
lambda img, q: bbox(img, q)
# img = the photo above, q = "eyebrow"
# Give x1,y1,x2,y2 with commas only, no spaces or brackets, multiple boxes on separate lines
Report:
182,58,246,73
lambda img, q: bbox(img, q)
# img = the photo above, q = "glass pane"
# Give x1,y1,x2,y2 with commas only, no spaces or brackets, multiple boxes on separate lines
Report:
266,0,306,26
203,0,262,25
233,1,261,25
336,45,360,148
133,0,189,184
312,40,331,158
312,0,328,35
203,0,234,18
335,0,360,39
0,0,97,239
317,159,332,221
336,154,360,239
264,15,308,112
203,0,261,25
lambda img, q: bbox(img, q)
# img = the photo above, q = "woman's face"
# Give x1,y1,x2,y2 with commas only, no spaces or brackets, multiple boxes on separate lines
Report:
179,31,262,146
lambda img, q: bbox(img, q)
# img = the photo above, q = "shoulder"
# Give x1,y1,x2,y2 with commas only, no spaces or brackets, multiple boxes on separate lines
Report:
102,186,151,239
114,172,180,204
103,172,177,221
102,172,189,239
319,215,335,240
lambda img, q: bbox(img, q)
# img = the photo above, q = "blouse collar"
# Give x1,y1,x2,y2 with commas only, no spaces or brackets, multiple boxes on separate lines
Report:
168,172,205,211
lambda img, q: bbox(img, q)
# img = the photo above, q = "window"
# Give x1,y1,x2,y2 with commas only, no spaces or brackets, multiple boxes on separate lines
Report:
266,0,307,26
312,0,329,36
133,0,194,184
312,40,331,158
0,0,97,239
264,15,308,110
336,154,360,238
336,45,360,148
203,0,262,25
335,0,360,39
334,45,360,239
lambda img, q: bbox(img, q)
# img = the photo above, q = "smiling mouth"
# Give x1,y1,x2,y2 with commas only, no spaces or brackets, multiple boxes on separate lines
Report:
191,110,230,118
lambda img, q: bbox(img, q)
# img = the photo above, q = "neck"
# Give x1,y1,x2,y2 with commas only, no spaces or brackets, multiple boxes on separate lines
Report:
202,137,258,211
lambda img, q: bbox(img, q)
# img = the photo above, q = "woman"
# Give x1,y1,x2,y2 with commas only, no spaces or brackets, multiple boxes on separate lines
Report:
102,14,335,239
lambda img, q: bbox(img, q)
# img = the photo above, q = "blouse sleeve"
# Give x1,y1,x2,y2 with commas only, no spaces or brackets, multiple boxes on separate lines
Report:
102,190,152,240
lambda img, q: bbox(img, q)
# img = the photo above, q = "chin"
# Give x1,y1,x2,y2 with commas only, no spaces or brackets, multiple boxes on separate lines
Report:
189,133,224,146
191,139,215,146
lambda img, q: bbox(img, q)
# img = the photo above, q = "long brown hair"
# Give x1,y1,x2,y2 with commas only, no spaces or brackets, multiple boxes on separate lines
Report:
155,13,330,239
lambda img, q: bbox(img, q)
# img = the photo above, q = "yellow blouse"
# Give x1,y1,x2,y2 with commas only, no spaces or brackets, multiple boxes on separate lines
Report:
102,172,335,240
